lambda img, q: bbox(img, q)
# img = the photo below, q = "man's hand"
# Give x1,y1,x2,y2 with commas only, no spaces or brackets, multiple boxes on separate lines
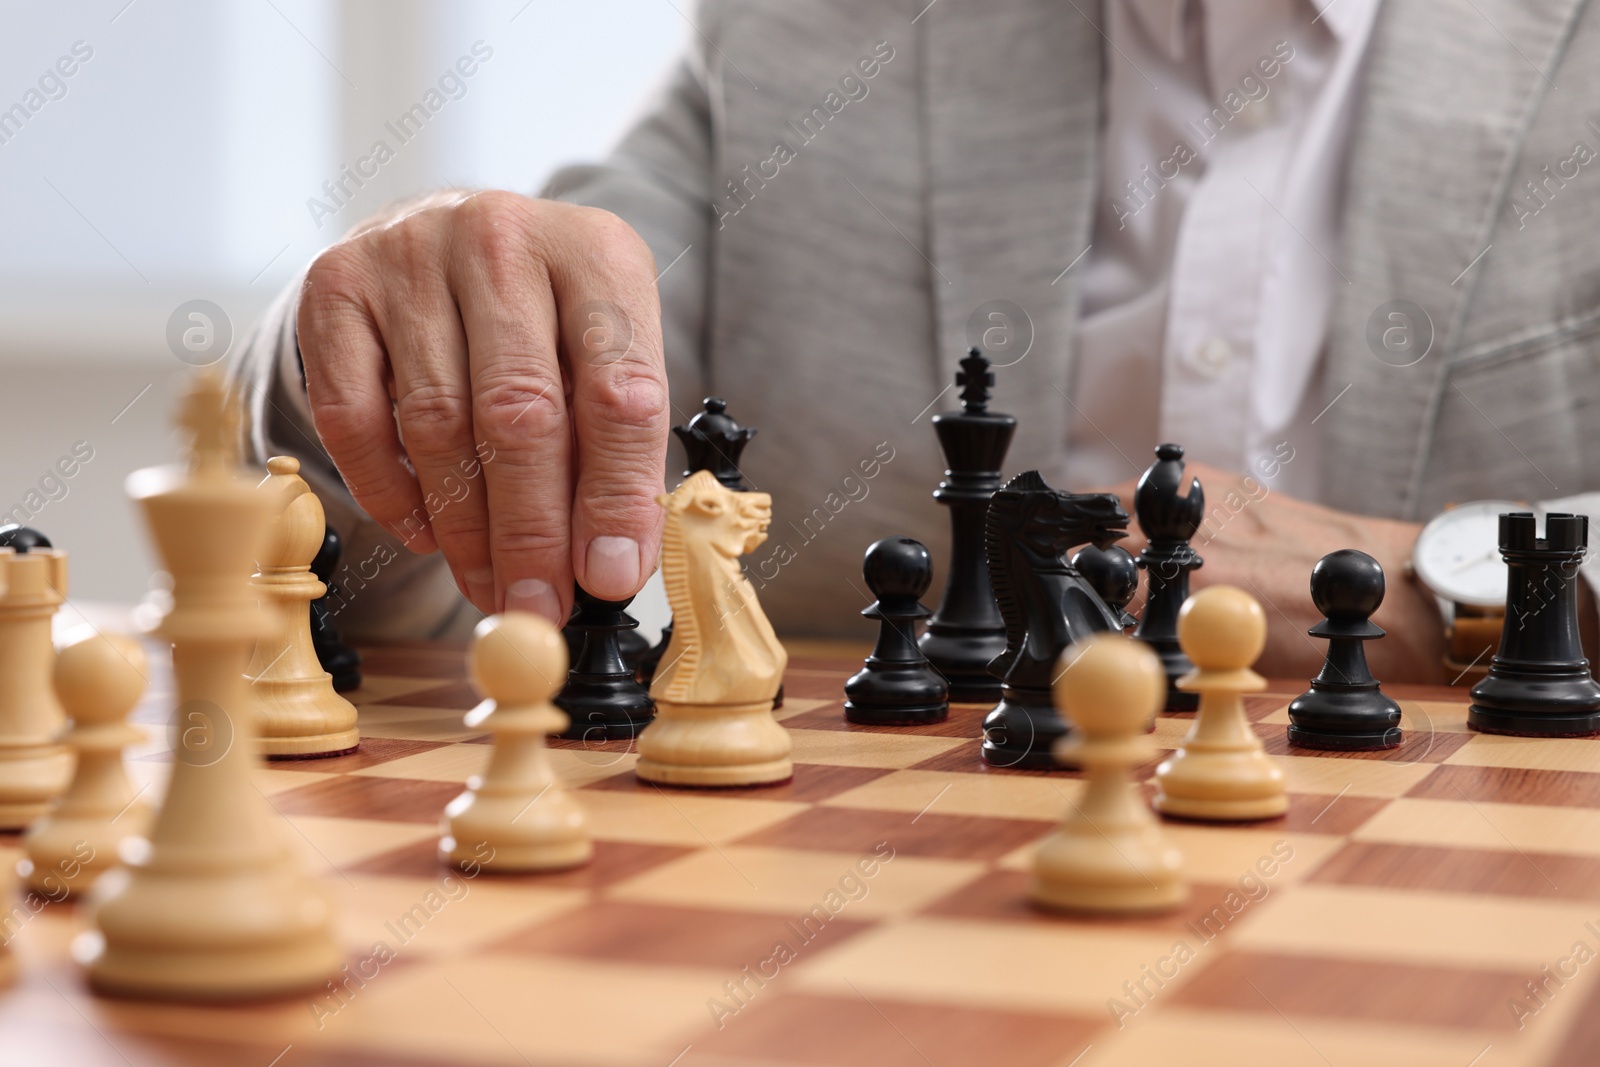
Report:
297,190,668,626
1101,462,1449,684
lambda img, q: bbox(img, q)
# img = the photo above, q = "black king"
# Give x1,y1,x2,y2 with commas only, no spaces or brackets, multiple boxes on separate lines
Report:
917,348,1017,702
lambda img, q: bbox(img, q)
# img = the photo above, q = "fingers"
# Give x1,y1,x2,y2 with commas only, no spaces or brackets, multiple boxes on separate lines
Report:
382,231,496,611
299,193,668,625
449,193,574,623
553,207,670,600
300,245,437,555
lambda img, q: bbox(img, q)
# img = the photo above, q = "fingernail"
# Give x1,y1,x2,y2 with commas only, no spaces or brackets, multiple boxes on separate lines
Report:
462,568,496,613
506,577,562,624
585,536,641,598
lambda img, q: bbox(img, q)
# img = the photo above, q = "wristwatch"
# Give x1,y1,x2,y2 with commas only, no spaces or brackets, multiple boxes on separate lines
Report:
1407,500,1520,682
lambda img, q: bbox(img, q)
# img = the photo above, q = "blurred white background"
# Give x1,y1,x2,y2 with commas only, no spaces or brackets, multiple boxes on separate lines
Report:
0,0,684,623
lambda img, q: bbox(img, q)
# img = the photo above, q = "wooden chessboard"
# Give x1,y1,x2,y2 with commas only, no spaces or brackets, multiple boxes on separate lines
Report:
8,639,1600,1067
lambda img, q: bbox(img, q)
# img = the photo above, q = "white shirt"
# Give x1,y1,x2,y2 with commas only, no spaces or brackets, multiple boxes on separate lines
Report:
1065,0,1381,498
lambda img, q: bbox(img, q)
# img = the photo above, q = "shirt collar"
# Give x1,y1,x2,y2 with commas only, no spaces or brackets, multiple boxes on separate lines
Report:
1123,0,1368,63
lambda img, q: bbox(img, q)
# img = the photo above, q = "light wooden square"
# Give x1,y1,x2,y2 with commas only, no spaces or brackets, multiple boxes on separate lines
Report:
822,768,1076,821
354,743,636,788
356,705,484,743
773,697,833,722
1228,883,1599,968
334,874,586,958
794,916,1191,1014
1355,796,1600,858
278,814,439,874
315,955,719,1065
1090,1007,1499,1067
577,790,806,847
1277,754,1436,797
787,728,967,769
607,845,981,919
1447,733,1600,772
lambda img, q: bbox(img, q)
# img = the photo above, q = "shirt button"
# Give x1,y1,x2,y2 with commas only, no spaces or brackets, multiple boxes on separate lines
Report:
1187,337,1235,379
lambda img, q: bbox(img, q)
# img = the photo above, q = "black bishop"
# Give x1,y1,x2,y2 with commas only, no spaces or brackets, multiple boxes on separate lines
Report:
1131,444,1204,712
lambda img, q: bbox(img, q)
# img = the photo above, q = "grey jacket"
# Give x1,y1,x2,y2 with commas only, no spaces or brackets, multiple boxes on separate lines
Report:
238,0,1600,641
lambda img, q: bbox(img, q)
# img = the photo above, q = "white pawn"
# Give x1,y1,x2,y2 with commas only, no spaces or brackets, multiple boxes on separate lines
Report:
0,541,73,828
442,612,591,872
22,631,150,898
1031,634,1186,914
245,456,359,757
1153,586,1288,820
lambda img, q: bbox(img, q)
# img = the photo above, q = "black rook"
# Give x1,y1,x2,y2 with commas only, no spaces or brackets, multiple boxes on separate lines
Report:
1469,512,1600,736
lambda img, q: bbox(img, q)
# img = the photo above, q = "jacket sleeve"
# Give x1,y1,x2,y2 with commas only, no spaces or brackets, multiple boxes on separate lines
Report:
229,46,715,642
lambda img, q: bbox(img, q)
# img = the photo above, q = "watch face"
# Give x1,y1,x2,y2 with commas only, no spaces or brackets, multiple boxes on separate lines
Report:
1413,501,1521,609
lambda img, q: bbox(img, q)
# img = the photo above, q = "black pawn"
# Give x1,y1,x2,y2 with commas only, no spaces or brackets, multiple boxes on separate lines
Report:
1469,513,1600,736
569,614,649,671
310,527,362,692
1072,544,1140,631
1288,550,1402,750
0,525,51,553
845,538,950,725
555,587,655,741
1132,444,1204,712
638,396,759,685
636,623,673,686
918,348,1016,702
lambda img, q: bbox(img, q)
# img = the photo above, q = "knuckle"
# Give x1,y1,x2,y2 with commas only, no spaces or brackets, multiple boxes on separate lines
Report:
308,394,375,452
585,369,669,432
376,216,447,280
474,375,565,447
574,207,653,270
492,523,567,562
300,245,372,320
428,505,489,546
581,485,666,528
453,193,544,278
396,385,472,461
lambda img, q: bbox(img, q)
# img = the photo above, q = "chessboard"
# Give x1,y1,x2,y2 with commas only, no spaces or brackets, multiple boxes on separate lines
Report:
9,638,1600,1067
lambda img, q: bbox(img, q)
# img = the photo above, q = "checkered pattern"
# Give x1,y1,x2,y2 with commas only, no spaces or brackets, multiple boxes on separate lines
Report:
10,643,1600,1066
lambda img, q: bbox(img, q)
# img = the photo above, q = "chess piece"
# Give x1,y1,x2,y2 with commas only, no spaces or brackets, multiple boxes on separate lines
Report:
981,471,1128,770
616,626,652,673
0,527,73,828
1469,512,1600,736
1031,634,1186,914
637,472,790,786
1153,586,1287,821
844,538,949,725
638,397,759,685
309,526,362,692
1132,444,1205,712
245,457,360,758
82,371,341,1000
917,348,1016,702
443,612,591,872
555,587,655,740
674,396,756,491
1288,550,1403,750
22,631,151,898
1072,544,1140,631
0,525,53,553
